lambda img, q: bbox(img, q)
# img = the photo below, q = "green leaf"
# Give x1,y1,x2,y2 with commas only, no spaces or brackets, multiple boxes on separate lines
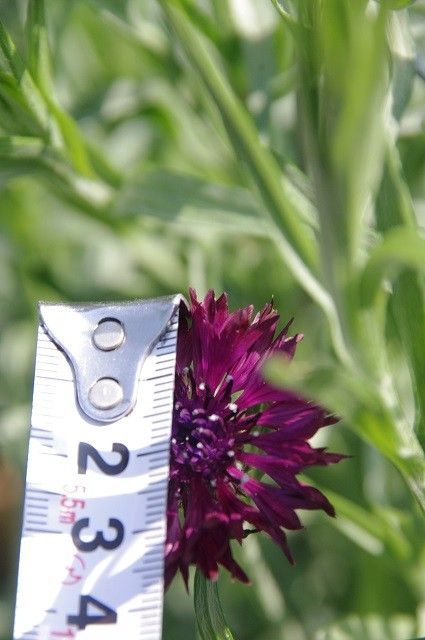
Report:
0,19,49,132
156,2,322,281
194,569,236,640
0,21,24,79
26,0,54,95
375,147,425,451
25,0,93,176
322,489,411,560
388,10,416,121
313,614,417,640
0,136,117,226
114,169,271,236
360,227,425,307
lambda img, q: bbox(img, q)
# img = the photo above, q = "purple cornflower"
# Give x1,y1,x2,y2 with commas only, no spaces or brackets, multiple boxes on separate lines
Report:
165,289,344,588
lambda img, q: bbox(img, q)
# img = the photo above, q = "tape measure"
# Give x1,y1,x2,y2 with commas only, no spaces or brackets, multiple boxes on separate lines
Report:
13,296,183,640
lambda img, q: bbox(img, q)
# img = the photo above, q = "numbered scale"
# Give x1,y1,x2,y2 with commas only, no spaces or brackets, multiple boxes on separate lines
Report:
13,296,184,640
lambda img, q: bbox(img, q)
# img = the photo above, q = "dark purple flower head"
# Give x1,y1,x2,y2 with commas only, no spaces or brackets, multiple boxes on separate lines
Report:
165,289,344,588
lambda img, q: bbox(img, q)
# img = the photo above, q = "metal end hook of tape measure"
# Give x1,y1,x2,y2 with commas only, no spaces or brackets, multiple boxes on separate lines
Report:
39,295,185,423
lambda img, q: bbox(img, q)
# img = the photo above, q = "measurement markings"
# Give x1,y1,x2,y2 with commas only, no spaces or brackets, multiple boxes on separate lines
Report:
35,356,58,372
151,415,171,425
157,340,176,356
138,622,161,631
137,485,166,496
132,526,162,535
24,527,61,534
145,402,171,411
128,605,159,613
151,404,171,412
26,487,58,497
146,503,165,513
147,463,167,473
30,436,53,445
149,453,169,462
156,334,176,343
140,628,162,638
153,348,175,357
138,613,160,621
152,388,172,396
141,581,161,591
150,440,168,448
141,585,162,594
145,508,165,518
26,500,49,509
137,447,168,458
138,564,162,573
35,375,72,383
40,452,68,458
134,561,162,573
148,457,168,467
137,568,162,579
150,427,170,436
154,357,175,366
146,503,166,518
139,595,162,604
142,410,170,420
26,505,49,513
162,329,177,338
32,389,56,396
146,500,165,510
141,558,163,567
153,378,174,388
154,364,174,370
36,356,58,364
146,518,162,526
146,373,173,382
148,471,167,481
144,532,164,542
157,335,177,343
146,495,167,509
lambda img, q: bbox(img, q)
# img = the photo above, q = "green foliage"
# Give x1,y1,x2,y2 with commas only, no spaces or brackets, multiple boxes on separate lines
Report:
0,0,424,638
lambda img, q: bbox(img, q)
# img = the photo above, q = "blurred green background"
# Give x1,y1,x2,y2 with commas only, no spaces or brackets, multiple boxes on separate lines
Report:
0,1,424,639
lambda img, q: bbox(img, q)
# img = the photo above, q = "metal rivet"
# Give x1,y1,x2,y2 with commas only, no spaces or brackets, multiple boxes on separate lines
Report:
89,378,123,410
93,319,124,351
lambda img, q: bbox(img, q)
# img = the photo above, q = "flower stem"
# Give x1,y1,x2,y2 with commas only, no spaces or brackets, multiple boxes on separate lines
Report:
194,569,236,640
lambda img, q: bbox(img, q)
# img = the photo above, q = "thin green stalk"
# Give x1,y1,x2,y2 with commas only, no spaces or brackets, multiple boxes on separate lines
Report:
157,0,353,367
194,569,236,640
270,0,297,28
158,0,316,271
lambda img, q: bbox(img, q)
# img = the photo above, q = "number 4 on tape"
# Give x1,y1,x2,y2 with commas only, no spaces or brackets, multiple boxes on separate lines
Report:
13,296,184,640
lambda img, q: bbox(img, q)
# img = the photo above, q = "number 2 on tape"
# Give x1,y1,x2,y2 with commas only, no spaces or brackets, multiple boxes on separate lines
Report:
13,296,183,640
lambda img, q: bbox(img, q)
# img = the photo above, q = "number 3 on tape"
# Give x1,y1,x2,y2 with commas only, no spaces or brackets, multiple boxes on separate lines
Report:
13,296,184,640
